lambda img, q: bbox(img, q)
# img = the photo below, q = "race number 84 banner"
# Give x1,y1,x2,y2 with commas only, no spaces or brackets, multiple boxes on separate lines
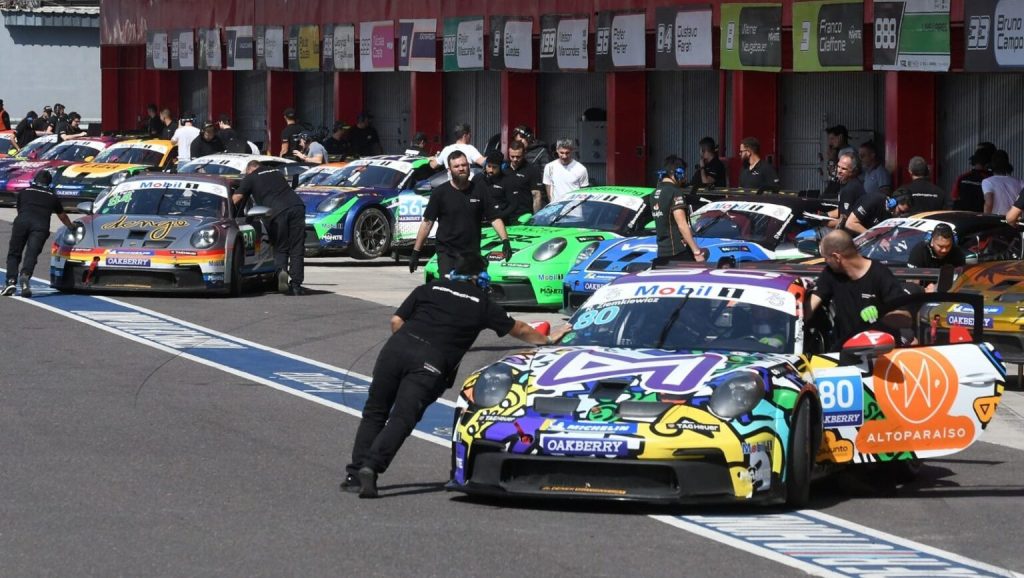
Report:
873,0,950,71
792,0,863,71
720,3,782,71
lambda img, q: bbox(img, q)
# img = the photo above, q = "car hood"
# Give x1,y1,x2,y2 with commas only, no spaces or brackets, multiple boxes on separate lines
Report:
76,214,221,249
58,163,148,180
480,225,612,264
296,185,393,215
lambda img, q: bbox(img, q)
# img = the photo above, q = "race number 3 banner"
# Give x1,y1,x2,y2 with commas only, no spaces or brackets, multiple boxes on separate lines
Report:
398,19,437,72
793,1,863,71
146,30,169,70
288,25,320,71
489,16,533,71
225,26,253,70
540,15,589,72
443,17,484,71
170,29,195,70
322,24,355,72
595,11,645,71
255,26,285,70
720,3,782,71
965,0,1024,71
873,0,950,71
654,6,713,69
360,21,395,72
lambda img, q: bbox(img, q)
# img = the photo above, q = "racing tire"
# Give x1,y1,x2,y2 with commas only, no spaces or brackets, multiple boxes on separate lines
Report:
785,400,813,508
228,243,245,297
350,207,391,260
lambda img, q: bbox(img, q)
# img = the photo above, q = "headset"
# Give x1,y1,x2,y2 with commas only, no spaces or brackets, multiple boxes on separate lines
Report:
925,223,959,246
656,166,686,182
446,270,491,290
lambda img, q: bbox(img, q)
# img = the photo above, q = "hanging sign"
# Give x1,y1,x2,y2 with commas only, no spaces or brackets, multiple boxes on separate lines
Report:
720,3,782,71
654,6,714,69
873,0,950,71
595,11,646,70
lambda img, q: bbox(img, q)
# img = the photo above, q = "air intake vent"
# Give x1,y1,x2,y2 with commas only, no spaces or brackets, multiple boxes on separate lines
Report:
533,397,580,415
619,401,674,419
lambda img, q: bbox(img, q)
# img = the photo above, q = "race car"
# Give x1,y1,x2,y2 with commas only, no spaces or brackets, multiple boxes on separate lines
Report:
299,154,439,259
50,139,178,207
424,186,655,308
295,162,350,186
178,152,298,180
449,268,1006,505
0,130,16,156
0,133,61,165
0,136,118,205
562,196,834,310
50,174,276,295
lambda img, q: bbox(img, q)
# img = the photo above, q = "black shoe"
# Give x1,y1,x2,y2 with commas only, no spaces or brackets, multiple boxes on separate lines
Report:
287,284,306,296
276,269,290,294
358,467,379,499
1,283,14,297
18,275,31,298
339,474,361,493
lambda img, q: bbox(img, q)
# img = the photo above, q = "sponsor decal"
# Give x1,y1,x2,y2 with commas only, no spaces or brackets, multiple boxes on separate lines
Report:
100,215,189,241
170,250,198,256
718,245,752,253
540,485,627,496
486,251,504,261
536,273,564,281
947,314,993,328
814,369,864,426
539,286,561,295
666,419,720,435
816,431,855,463
547,420,637,434
576,235,605,242
108,249,154,256
479,414,517,423
536,350,726,395
583,282,605,291
322,233,346,242
950,303,1003,315
106,257,151,267
540,436,630,456
741,441,773,455
502,262,530,269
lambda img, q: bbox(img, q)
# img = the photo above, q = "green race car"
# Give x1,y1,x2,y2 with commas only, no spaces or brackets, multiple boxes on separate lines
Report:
424,186,653,308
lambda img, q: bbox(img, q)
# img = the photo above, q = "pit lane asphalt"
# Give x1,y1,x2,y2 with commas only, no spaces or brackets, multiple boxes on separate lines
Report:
1,214,1022,576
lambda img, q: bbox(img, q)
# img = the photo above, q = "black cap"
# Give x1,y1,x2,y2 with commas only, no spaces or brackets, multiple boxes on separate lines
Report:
283,107,296,120
33,170,52,186
412,131,427,144
43,106,52,113
826,125,848,137
485,151,504,166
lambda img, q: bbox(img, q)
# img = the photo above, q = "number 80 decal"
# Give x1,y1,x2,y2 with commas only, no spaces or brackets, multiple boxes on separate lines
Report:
814,369,865,427
573,305,620,330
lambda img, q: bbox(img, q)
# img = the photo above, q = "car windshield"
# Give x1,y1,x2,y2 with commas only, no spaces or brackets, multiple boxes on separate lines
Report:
299,166,348,186
97,187,226,218
16,138,56,159
563,286,795,353
0,135,14,152
94,146,165,166
41,142,103,162
529,196,643,233
692,207,787,245
336,164,406,189
857,223,930,264
179,160,242,175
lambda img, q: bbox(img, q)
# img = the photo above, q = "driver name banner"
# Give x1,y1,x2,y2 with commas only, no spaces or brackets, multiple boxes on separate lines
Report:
288,25,320,71
540,15,589,72
198,28,222,70
873,0,950,71
595,11,646,71
443,17,484,71
720,3,782,71
489,16,534,71
146,30,169,70
255,26,285,70
398,19,437,72
360,21,395,72
170,29,195,70
793,0,864,71
654,6,714,69
225,26,254,70
965,0,1024,71
322,24,355,71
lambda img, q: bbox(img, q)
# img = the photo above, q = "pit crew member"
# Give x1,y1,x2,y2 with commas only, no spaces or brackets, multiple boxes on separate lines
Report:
651,155,704,267
3,171,74,297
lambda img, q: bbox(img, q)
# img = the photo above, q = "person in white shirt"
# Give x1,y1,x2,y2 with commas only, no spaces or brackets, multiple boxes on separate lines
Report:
982,150,1023,215
430,122,485,170
543,139,589,204
172,113,201,169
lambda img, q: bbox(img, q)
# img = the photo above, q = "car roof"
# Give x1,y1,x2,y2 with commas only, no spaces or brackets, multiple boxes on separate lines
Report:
909,210,1008,233
573,185,654,198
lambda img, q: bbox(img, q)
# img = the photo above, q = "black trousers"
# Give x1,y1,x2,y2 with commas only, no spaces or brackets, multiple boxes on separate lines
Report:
5,219,48,284
652,250,695,269
347,333,449,476
436,251,458,279
268,205,305,286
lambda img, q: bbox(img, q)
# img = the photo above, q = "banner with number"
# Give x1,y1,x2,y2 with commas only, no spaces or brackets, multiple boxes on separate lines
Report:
288,25,320,71
170,29,195,70
443,17,484,71
654,6,713,69
322,24,355,71
360,21,395,72
965,0,1024,71
873,0,950,71
225,26,253,70
489,16,533,71
398,19,437,71
595,11,645,71
720,3,782,71
255,26,285,70
540,15,589,72
793,1,863,71
198,28,222,70
146,30,169,70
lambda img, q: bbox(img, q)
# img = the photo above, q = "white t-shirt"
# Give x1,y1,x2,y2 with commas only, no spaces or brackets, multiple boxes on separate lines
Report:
543,159,589,203
172,125,201,161
436,143,483,168
982,174,1023,215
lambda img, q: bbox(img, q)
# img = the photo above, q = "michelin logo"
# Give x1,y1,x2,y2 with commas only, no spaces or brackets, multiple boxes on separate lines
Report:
548,421,636,434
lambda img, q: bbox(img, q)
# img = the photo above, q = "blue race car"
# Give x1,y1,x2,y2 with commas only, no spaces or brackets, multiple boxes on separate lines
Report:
563,196,833,310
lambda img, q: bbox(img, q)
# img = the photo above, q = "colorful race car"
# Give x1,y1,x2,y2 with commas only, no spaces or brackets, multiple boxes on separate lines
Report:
0,137,117,205
50,174,276,295
562,196,833,310
0,130,17,156
0,133,61,165
299,155,439,259
295,162,350,186
424,186,654,308
449,268,1006,505
50,139,178,207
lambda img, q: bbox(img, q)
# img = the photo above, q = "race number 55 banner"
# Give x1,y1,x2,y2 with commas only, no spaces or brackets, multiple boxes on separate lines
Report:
360,21,395,72
322,24,355,72
965,0,1024,71
490,16,533,71
595,11,645,71
793,1,863,71
398,19,436,72
540,15,589,72
720,3,782,71
443,17,484,71
873,0,950,71
655,6,713,69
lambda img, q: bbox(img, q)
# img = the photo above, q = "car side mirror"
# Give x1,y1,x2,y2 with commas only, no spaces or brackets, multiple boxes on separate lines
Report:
84,155,95,162
964,252,979,265
644,220,656,231
797,238,820,256
76,201,94,214
517,213,531,225
841,330,895,358
246,205,271,218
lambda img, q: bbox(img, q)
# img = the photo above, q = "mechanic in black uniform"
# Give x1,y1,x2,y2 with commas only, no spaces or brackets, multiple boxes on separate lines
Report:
691,137,727,188
482,151,514,223
279,108,303,158
505,139,544,216
3,171,74,297
231,160,306,295
512,125,551,169
651,155,705,267
738,137,781,191
843,188,895,235
190,123,226,159
145,104,163,137
807,229,910,347
826,151,865,230
908,224,965,269
408,150,512,277
343,251,571,498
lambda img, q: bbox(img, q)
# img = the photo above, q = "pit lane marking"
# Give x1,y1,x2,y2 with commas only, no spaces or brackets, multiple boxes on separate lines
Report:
5,272,1020,578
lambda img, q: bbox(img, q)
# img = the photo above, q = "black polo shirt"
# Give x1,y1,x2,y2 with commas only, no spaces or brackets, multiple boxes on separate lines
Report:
650,180,692,259
813,260,907,345
502,162,540,220
237,167,303,213
836,178,866,227
848,191,891,232
907,178,951,212
280,123,303,156
348,125,382,157
691,157,727,187
16,184,64,230
739,159,781,191
907,242,966,268
423,179,496,255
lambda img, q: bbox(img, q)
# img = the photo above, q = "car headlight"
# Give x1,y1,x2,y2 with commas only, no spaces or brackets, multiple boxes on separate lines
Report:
533,237,568,262
190,227,219,249
63,223,85,245
473,363,514,408
573,241,601,265
110,172,128,186
316,196,345,213
708,371,765,420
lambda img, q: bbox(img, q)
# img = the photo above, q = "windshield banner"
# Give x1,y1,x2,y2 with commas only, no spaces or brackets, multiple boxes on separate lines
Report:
792,0,864,71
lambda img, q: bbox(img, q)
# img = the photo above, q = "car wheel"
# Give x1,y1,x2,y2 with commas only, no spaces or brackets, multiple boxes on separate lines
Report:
350,207,391,260
229,243,245,297
785,400,812,508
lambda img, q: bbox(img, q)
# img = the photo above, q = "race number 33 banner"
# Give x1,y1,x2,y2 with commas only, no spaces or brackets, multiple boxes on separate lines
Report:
873,0,950,71
655,6,713,69
595,11,645,71
720,3,782,71
793,0,863,71
443,17,483,71
360,21,395,72
540,15,589,72
965,0,1024,71
398,19,436,72
489,16,533,71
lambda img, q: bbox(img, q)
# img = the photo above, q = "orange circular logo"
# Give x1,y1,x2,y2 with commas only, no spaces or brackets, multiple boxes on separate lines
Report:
874,349,958,424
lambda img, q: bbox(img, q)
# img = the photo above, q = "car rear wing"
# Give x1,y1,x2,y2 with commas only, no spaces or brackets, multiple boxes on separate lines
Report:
687,185,838,202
